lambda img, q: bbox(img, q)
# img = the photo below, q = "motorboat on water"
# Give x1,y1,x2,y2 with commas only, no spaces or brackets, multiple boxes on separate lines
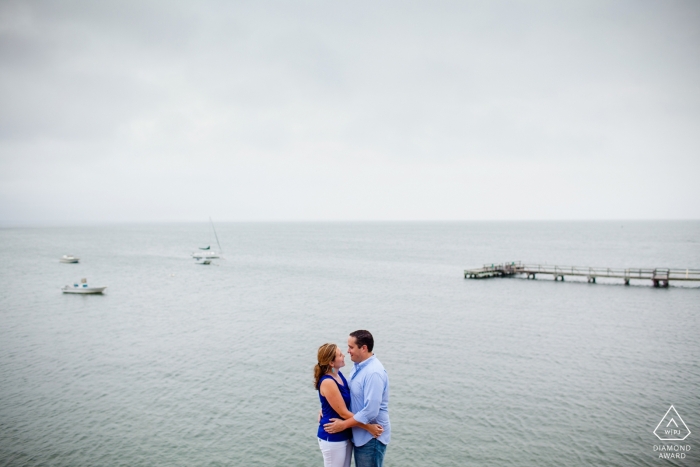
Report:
62,278,107,294
192,218,224,265
60,255,80,263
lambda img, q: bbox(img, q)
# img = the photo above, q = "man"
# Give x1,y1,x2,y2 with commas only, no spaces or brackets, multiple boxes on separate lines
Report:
324,330,390,467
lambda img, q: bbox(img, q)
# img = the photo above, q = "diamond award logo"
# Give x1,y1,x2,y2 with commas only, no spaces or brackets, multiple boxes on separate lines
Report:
654,405,691,441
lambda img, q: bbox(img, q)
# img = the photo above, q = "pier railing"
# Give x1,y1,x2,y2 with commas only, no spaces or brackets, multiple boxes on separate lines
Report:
464,261,700,287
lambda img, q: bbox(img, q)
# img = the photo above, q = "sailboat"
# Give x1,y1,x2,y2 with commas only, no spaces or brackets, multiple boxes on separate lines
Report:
192,218,223,265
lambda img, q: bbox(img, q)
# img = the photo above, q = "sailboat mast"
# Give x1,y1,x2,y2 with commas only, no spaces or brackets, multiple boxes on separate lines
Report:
210,217,223,253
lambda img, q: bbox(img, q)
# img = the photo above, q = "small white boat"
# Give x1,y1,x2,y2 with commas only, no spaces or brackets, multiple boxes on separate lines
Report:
192,217,224,265
191,251,220,265
60,255,80,263
62,278,107,294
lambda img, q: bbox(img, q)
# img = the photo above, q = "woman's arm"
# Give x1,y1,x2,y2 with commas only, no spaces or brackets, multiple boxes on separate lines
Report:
320,379,383,437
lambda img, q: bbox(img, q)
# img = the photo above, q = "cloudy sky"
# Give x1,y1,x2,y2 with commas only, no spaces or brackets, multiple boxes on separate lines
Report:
1,0,698,224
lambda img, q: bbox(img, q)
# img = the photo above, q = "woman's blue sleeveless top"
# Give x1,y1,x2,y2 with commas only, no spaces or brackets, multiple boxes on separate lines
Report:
317,372,352,441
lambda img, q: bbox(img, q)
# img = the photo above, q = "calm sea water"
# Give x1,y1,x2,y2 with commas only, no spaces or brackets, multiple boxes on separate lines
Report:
0,222,698,466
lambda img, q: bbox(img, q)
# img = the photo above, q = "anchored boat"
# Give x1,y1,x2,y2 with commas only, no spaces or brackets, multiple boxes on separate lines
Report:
192,218,224,265
60,255,80,263
62,278,107,294
192,248,220,265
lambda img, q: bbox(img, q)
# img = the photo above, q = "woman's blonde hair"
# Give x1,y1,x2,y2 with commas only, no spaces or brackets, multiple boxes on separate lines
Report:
314,343,337,389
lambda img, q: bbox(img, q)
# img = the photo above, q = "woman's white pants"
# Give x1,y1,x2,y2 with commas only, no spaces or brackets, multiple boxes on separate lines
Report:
318,438,352,467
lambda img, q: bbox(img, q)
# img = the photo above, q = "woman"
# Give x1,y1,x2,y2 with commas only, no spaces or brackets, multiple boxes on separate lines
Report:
315,343,383,467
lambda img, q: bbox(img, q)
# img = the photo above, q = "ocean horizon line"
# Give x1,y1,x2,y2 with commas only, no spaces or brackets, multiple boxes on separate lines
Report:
2,218,699,229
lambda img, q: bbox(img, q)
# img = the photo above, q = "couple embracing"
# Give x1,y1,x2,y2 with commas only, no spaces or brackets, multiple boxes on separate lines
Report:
314,330,390,467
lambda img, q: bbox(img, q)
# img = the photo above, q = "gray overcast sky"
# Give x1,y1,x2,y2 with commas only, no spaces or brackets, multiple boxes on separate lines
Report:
1,0,699,224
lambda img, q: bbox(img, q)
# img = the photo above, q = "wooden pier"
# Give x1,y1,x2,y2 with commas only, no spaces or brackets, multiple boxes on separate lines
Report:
464,261,700,287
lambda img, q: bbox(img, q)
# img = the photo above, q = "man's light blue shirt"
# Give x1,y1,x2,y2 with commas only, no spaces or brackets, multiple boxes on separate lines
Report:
349,355,391,447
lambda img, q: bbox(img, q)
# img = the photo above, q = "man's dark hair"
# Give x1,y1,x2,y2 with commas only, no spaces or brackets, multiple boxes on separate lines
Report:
350,330,374,352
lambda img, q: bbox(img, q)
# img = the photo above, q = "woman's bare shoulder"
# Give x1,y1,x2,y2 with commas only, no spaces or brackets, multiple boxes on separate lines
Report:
319,376,340,395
